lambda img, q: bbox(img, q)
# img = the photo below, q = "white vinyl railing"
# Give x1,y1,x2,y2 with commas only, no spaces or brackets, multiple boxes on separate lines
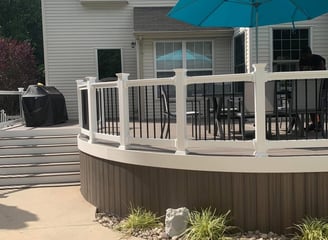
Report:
0,88,24,128
76,64,328,157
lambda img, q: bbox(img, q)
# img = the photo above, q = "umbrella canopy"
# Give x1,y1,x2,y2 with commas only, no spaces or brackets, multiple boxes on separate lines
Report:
168,0,328,62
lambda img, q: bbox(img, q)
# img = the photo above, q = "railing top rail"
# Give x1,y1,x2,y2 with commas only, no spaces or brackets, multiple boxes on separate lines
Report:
92,81,118,89
76,69,328,90
267,70,328,81
0,90,22,95
187,72,254,85
126,77,175,87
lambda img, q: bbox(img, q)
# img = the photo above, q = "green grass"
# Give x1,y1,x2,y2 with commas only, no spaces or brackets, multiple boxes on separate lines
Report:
183,208,233,240
292,217,328,240
117,206,161,234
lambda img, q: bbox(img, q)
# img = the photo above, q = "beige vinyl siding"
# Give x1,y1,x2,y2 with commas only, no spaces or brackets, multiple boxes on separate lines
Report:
42,0,177,119
311,13,328,61
141,40,155,80
213,37,232,74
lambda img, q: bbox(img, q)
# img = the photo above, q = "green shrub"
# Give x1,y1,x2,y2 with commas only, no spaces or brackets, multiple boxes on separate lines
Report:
183,208,233,240
117,206,161,234
292,217,328,240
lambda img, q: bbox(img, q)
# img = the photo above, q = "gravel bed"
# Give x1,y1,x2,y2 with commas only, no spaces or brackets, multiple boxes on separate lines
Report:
95,211,290,240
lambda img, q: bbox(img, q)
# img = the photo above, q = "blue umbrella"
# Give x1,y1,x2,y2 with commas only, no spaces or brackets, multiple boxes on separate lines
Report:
168,0,328,63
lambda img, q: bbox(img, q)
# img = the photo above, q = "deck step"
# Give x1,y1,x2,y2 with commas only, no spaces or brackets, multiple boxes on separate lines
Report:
0,127,79,138
0,153,79,165
0,144,78,155
0,162,80,175
0,182,80,190
0,123,80,188
0,172,80,187
0,135,77,146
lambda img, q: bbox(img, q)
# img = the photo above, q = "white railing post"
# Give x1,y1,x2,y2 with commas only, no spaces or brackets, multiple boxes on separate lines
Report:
86,77,97,143
0,109,6,123
253,64,268,157
76,79,85,129
174,68,188,155
117,73,130,150
18,87,25,122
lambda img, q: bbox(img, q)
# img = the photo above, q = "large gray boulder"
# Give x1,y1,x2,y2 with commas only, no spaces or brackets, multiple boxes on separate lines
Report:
165,207,190,237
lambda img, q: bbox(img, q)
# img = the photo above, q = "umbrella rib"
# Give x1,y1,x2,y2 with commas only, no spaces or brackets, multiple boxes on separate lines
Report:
199,0,226,26
198,0,270,26
289,0,311,19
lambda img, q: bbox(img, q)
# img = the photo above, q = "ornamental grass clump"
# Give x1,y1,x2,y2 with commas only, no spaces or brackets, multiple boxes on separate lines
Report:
292,216,328,240
117,206,161,234
183,208,233,240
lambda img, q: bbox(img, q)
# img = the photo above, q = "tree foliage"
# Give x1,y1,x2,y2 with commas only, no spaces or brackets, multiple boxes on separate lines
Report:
0,0,44,83
0,38,38,90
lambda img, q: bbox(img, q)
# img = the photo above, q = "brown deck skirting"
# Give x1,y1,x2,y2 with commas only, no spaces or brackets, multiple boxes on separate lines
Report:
80,151,328,234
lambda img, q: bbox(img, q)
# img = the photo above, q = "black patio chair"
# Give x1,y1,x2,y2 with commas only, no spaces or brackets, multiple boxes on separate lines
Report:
160,86,200,139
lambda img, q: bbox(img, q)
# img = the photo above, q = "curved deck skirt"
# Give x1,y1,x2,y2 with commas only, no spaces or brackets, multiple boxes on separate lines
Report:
78,137,328,234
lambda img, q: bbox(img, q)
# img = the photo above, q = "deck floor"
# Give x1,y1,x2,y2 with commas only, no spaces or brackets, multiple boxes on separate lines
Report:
2,119,79,132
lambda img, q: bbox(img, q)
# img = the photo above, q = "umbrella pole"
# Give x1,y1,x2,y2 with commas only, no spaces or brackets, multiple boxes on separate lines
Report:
256,8,259,63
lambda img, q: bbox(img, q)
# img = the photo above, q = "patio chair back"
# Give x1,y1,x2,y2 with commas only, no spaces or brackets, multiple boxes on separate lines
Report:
291,79,322,112
160,86,175,117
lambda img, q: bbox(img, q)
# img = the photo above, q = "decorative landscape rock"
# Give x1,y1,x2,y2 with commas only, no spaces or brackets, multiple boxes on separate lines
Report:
164,207,190,238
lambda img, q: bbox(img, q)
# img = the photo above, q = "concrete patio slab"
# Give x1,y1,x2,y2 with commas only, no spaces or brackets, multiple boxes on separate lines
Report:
0,185,139,240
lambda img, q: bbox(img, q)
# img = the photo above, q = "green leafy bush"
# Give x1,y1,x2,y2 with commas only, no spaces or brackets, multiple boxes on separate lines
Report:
292,217,328,240
183,208,233,240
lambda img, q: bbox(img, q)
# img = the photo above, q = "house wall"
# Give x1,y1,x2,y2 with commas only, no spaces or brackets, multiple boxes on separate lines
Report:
42,0,328,120
42,0,178,119
248,14,328,71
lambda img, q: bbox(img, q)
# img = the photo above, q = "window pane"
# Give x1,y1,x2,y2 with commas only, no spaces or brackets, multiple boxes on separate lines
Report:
156,42,182,70
291,50,300,60
300,29,309,39
97,49,122,81
282,40,290,49
291,29,300,39
186,41,212,69
155,41,215,97
291,40,299,50
281,29,290,39
273,40,281,50
300,40,309,49
272,28,309,72
273,29,281,39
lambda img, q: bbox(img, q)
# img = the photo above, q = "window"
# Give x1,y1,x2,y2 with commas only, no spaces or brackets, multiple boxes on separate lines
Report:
234,33,245,74
272,28,309,72
97,49,122,81
155,41,214,97
156,41,212,77
234,33,246,93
